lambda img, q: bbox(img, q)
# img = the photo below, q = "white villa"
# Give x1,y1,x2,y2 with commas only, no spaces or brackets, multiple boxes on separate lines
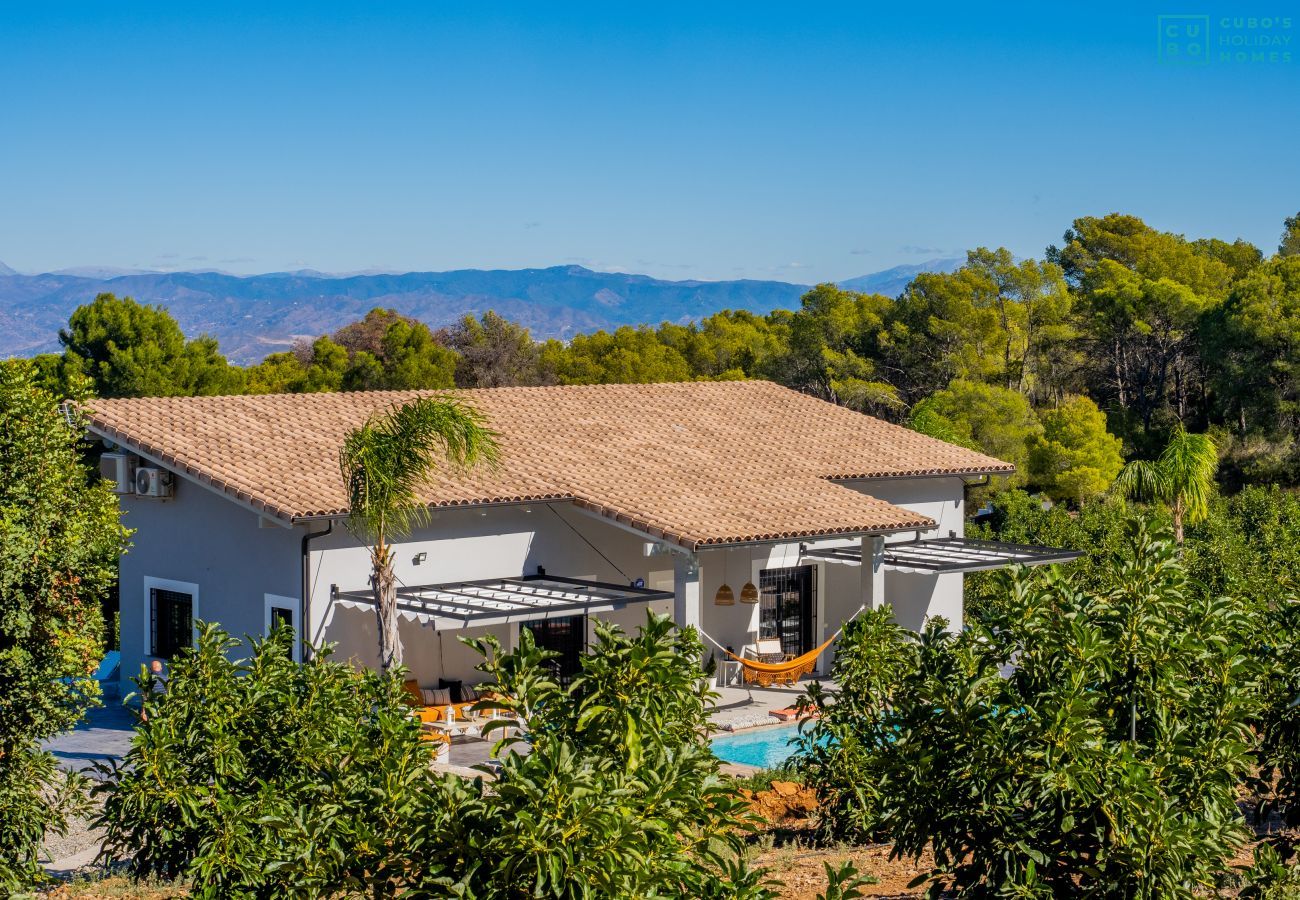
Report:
81,380,1076,697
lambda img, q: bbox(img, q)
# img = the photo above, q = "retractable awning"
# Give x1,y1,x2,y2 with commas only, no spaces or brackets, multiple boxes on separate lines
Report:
803,536,1082,574
332,574,673,631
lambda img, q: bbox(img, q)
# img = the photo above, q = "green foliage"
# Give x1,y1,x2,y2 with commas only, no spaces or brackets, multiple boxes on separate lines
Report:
1279,211,1300,258
1238,842,1300,898
793,609,920,842
660,310,786,380
800,521,1258,898
96,624,437,897
246,309,458,393
1050,214,1255,446
443,612,770,897
905,397,974,448
447,310,550,387
921,379,1041,484
340,395,500,549
0,365,129,888
1204,255,1300,438
99,615,775,898
1027,395,1124,502
58,293,244,398
1114,423,1218,540
816,862,877,900
544,325,694,384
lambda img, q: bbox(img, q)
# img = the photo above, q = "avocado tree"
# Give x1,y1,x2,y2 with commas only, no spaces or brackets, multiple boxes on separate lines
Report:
798,520,1258,897
0,363,129,888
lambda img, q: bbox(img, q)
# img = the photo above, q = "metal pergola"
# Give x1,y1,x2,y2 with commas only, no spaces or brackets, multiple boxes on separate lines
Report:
802,536,1082,574
332,574,673,631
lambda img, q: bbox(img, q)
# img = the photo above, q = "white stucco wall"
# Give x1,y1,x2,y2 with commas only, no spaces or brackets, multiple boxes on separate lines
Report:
842,475,966,630
117,477,300,696
308,503,675,687
115,463,970,693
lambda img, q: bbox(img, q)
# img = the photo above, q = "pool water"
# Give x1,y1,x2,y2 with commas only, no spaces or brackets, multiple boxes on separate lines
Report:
712,723,803,768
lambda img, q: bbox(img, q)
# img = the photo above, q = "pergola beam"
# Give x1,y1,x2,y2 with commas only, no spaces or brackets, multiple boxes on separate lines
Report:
333,574,673,630
802,537,1081,574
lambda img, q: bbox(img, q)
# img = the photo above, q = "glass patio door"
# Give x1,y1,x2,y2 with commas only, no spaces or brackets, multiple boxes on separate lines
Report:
758,565,816,658
521,615,587,686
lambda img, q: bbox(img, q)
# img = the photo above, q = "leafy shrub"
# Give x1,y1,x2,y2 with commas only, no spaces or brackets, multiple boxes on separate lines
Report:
434,611,769,897
96,623,436,897
793,608,919,842
798,520,1259,897
0,363,128,889
98,613,780,898
1238,841,1300,898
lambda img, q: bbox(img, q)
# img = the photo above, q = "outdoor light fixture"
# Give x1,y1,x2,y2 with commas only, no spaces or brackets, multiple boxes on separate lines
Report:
413,552,428,565
714,551,736,606
740,579,759,604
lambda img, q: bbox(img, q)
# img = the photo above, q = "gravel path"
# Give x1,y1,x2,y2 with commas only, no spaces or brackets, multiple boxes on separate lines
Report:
41,798,108,876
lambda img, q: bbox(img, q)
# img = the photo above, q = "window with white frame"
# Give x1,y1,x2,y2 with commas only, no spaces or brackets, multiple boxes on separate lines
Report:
265,594,300,662
145,577,198,660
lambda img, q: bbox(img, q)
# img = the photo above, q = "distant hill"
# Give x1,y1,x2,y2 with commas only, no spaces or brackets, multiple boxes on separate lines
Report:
837,259,964,296
0,258,961,364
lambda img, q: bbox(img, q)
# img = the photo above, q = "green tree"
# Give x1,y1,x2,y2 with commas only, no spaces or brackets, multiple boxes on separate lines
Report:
59,293,244,398
96,624,437,895
963,248,1078,404
544,326,692,384
446,310,549,387
1203,255,1300,437
658,310,786,380
906,397,975,448
1050,214,1239,442
921,380,1041,483
344,315,457,390
766,284,893,403
800,522,1258,897
1279,211,1300,258
1114,424,1218,542
450,613,772,898
0,364,129,888
339,396,499,671
98,615,787,898
1027,395,1124,502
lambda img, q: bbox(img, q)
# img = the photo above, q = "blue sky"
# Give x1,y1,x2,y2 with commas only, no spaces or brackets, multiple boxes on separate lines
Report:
1,2,1296,281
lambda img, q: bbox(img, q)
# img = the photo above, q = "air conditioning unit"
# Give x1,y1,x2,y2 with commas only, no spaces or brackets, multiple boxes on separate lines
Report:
134,466,174,498
100,452,136,494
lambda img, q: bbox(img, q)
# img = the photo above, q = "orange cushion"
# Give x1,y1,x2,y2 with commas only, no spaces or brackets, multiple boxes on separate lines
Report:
401,678,424,708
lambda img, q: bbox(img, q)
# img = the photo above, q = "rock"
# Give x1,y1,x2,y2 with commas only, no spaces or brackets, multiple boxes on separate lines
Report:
770,780,800,797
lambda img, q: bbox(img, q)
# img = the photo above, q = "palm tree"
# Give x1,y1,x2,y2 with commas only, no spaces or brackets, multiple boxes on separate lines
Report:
1113,424,1217,543
339,395,499,673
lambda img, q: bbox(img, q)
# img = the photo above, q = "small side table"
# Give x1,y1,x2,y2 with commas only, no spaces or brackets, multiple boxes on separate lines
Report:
716,659,743,688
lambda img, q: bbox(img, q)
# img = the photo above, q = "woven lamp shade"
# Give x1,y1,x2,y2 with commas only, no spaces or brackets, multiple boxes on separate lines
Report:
739,582,759,604
714,583,735,606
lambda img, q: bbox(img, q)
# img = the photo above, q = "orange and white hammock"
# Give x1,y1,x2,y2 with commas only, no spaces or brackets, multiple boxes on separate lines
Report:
699,605,866,687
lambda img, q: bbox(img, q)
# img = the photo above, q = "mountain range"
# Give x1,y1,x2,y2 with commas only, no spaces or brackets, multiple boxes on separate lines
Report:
0,258,963,365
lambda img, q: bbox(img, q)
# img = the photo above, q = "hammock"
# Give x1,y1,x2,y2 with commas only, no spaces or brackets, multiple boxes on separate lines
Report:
699,605,867,688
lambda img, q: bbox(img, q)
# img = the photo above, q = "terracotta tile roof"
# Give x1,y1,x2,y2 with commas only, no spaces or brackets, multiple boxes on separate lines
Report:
81,381,1013,549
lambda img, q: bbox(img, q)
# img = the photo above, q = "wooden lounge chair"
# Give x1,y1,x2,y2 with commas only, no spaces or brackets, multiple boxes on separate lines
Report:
747,638,795,665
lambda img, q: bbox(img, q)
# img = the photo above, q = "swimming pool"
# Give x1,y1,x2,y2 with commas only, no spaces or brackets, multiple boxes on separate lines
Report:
712,723,803,768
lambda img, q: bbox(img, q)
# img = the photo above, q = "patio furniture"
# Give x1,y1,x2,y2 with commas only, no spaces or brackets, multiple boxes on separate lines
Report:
716,658,743,688
698,604,871,687
747,638,795,665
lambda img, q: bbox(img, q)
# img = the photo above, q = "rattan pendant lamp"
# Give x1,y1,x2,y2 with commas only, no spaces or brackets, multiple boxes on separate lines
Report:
714,551,735,606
